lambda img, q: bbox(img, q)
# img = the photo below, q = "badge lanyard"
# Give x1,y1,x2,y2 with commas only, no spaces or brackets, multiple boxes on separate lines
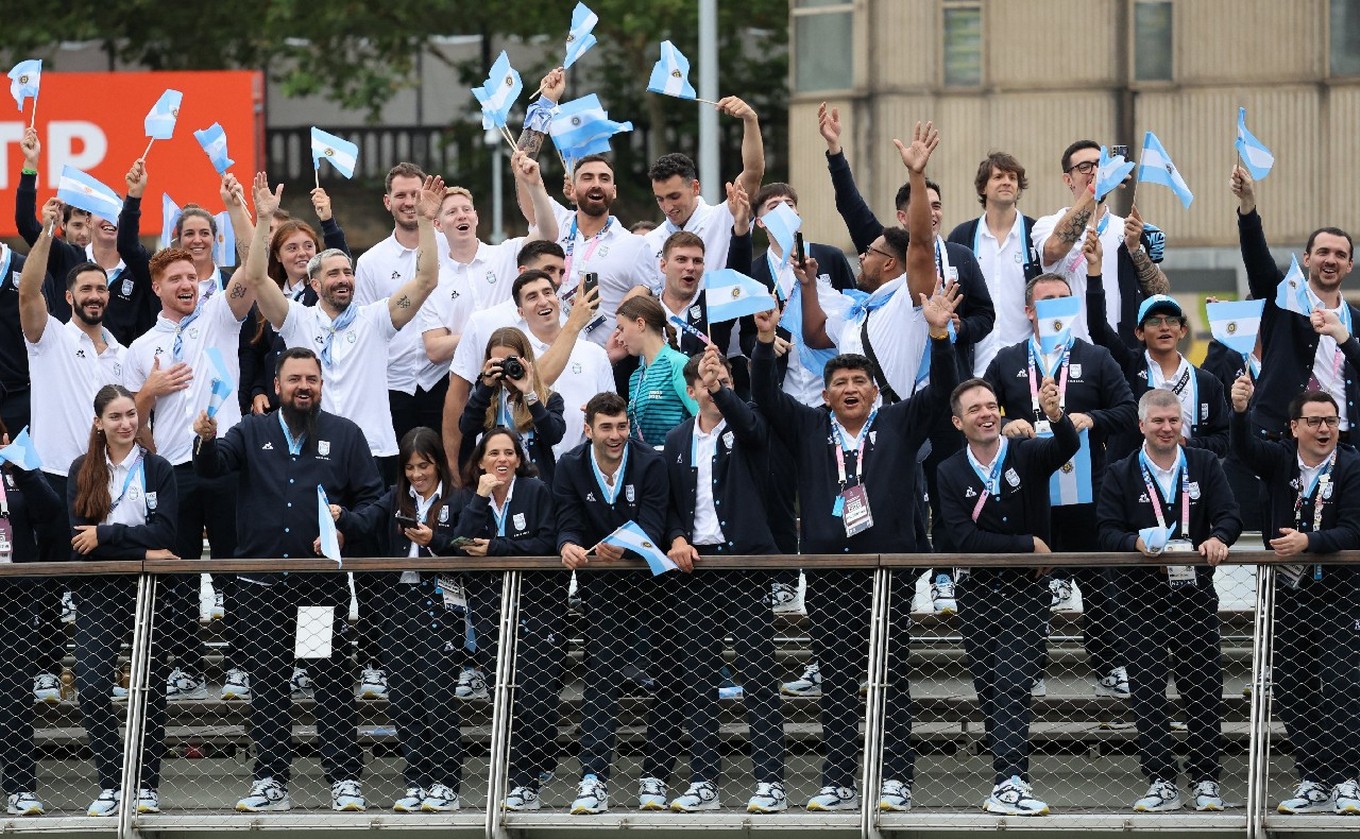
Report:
563,216,614,293
1294,452,1335,590
277,413,305,456
590,444,629,506
1027,340,1070,421
1148,352,1197,429
109,453,146,513
1139,450,1190,538
829,409,876,514
966,438,1008,522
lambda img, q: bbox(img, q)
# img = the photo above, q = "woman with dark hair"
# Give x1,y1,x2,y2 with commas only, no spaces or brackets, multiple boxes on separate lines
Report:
67,384,178,818
0,418,64,816
615,295,697,446
331,427,466,813
452,427,561,812
458,326,565,484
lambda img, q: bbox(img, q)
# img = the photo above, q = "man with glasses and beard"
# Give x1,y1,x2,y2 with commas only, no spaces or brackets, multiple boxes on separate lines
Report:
192,346,383,813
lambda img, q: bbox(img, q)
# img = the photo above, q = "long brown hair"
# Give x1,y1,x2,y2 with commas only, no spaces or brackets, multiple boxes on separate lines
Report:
253,220,322,345
481,327,551,434
73,384,136,522
615,294,678,346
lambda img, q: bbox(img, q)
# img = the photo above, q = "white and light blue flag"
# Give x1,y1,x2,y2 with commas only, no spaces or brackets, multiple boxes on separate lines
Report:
1094,145,1135,202
762,202,801,271
1235,107,1275,180
0,427,41,471
1138,131,1194,208
161,193,182,249
317,485,341,564
564,3,598,69
57,166,122,224
472,51,523,130
311,127,359,179
144,89,183,140
648,41,697,99
1034,295,1080,354
1275,254,1311,316
193,123,234,174
600,520,677,576
1206,299,1265,355
7,60,41,112
705,269,777,324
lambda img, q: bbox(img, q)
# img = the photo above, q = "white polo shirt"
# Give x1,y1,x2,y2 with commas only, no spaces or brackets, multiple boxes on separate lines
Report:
26,317,125,478
825,277,929,399
642,196,737,275
354,232,437,395
969,212,1033,376
438,238,523,312
278,299,400,457
549,201,663,346
768,261,853,407
524,328,615,459
447,299,531,386
413,263,478,389
122,293,245,465
1032,207,1128,342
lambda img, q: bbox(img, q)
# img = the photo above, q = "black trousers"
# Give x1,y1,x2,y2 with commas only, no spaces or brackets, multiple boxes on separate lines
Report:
806,568,914,788
1273,572,1360,787
236,576,362,785
73,577,170,791
643,560,786,787
958,570,1049,785
1116,567,1224,785
576,570,654,781
389,378,450,449
0,578,39,794
384,582,465,792
503,570,572,790
168,465,240,675
1050,503,1125,678
33,472,70,676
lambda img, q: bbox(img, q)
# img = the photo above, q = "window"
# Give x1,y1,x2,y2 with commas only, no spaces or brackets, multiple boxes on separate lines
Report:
1332,0,1360,76
1133,0,1173,82
793,0,854,93
943,2,983,87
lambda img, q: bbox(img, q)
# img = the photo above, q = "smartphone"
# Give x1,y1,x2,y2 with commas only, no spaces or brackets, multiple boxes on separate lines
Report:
581,272,599,302
1111,144,1129,159
793,232,806,266
394,513,420,529
451,536,478,548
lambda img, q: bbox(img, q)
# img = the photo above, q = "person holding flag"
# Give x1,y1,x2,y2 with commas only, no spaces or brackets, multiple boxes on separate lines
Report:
1097,388,1241,813
982,266,1137,701
192,346,384,814
1231,164,1360,441
554,392,669,815
1201,300,1267,530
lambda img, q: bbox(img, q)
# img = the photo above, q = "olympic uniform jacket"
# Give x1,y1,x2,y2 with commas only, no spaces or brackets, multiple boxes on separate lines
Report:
1,465,64,564
553,438,668,556
452,477,556,556
65,451,178,560
459,384,566,486
336,484,466,566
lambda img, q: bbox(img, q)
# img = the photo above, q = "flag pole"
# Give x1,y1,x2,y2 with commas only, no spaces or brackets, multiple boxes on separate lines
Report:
28,96,37,130
696,97,720,107
142,137,155,160
314,165,320,191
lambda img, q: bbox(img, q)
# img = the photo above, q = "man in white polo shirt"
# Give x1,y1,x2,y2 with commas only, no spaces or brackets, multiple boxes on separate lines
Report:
122,244,257,701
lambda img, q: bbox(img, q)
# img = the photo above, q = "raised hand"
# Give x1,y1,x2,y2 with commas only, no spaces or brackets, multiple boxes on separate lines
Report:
125,159,148,199
892,121,940,174
417,174,446,221
1083,226,1103,271
919,281,962,331
817,101,843,154
1230,373,1254,413
253,172,283,218
311,187,333,221
754,306,782,341
726,181,751,234
716,95,757,123
220,173,246,207
1124,204,1145,253
1230,164,1256,215
20,127,39,168
511,150,543,186
539,67,566,102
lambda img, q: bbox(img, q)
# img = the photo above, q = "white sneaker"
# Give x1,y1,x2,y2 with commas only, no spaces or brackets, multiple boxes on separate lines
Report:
136,787,160,814
236,777,291,812
1048,578,1075,612
781,661,822,697
87,788,119,817
33,673,61,704
571,774,608,815
771,581,805,616
1192,780,1224,812
210,590,225,620
504,785,542,811
291,666,313,697
807,785,859,811
455,667,489,700
6,791,43,816
167,667,208,700
392,786,424,813
61,591,76,624
420,783,459,812
670,780,719,812
359,668,388,700
331,778,366,812
1133,779,1182,812
747,781,788,813
1335,779,1360,814
1277,780,1333,814
1031,677,1047,698
222,668,251,700
638,776,667,811
879,779,912,812
983,776,1049,815
930,573,957,616
1095,666,1131,699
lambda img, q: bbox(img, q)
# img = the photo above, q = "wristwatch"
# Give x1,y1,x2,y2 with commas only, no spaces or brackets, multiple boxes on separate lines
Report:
523,391,540,406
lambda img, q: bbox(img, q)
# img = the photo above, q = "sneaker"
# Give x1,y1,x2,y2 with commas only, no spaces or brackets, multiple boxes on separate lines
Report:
879,779,912,812
638,776,667,811
236,777,291,812
33,673,61,704
571,774,608,815
359,668,388,700
1133,779,1182,812
6,791,43,816
61,591,76,624
420,783,459,812
1049,578,1075,612
504,785,542,811
747,781,788,814
1335,779,1360,814
1192,780,1224,812
930,573,957,616
331,778,366,812
291,666,313,697
211,589,225,620
718,684,745,700
455,667,489,700
1031,677,1047,698
670,780,719,812
771,581,805,615
781,661,821,697
1277,780,1333,814
983,776,1050,816
167,667,208,700
1095,666,1131,699
222,668,251,700
392,787,424,813
87,788,119,817
807,785,859,811
137,787,160,814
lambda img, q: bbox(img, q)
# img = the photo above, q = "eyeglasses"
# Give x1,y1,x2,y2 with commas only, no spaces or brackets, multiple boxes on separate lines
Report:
1296,415,1341,428
1065,160,1099,175
861,246,893,261
1141,316,1182,328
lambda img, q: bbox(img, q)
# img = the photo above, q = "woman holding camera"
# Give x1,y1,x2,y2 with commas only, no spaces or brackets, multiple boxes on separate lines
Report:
458,327,565,485
614,295,698,447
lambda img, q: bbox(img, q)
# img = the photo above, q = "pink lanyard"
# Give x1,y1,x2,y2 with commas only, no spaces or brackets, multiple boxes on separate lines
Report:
1027,343,1070,420
1140,452,1190,536
831,411,875,489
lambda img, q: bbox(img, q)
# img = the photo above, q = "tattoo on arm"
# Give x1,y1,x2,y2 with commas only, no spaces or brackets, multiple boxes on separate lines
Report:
1131,248,1170,295
395,295,411,309
1055,209,1092,246
517,130,545,159
230,283,246,299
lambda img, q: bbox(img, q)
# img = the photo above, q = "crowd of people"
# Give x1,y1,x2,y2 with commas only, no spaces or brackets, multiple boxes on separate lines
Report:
0,63,1356,822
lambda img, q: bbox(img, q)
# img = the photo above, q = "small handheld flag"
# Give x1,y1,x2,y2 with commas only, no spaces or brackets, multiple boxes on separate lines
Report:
212,211,234,268
761,203,802,271
1094,146,1135,203
317,485,342,564
1137,131,1194,209
1034,295,1081,354
193,123,234,174
1206,299,1265,356
8,59,41,123
550,95,633,167
57,166,123,224
144,89,183,140
1235,107,1274,180
1274,255,1311,316
599,520,677,576
564,3,599,69
160,193,182,250
705,269,778,324
311,127,359,179
472,51,523,132
648,41,698,100
0,427,41,471
204,347,235,419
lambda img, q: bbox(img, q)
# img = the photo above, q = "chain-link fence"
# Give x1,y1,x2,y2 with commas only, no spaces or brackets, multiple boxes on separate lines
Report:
2,553,1356,838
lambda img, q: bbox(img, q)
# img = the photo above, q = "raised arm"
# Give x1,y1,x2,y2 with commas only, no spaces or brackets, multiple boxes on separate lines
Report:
219,174,254,263
892,121,941,302
245,174,290,329
1081,229,1135,369
537,285,600,386
717,96,765,204
1231,165,1282,300
511,150,555,245
819,101,884,254
18,199,58,344
1041,183,1097,265
388,175,444,330
117,159,153,280
794,255,834,349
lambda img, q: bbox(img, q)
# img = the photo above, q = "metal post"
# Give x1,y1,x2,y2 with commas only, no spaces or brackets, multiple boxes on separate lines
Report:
697,0,720,204
118,573,157,839
485,570,522,839
488,130,506,244
1246,565,1276,839
860,567,891,839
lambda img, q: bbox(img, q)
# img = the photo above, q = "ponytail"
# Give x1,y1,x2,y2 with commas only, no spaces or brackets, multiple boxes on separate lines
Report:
72,384,133,522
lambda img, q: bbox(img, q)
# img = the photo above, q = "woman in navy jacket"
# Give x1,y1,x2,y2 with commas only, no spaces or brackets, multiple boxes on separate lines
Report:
458,327,565,484
66,384,179,818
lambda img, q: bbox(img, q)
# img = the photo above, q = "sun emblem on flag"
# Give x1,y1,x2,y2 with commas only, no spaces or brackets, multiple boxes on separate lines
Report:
1051,319,1063,331
324,148,335,157
18,74,29,84
1061,462,1074,474
504,75,515,86
566,33,576,42
1165,163,1175,177
671,70,682,79
730,287,742,299
571,116,582,126
1226,322,1237,334
642,541,654,549
171,108,179,117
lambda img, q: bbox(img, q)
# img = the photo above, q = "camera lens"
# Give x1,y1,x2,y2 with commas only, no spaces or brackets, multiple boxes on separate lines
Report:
502,356,526,380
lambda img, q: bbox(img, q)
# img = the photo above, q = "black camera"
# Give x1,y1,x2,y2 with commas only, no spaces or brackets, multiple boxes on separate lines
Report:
500,356,527,380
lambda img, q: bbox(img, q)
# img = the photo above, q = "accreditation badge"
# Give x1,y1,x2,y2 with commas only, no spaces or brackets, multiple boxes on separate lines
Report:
436,574,468,612
840,484,874,537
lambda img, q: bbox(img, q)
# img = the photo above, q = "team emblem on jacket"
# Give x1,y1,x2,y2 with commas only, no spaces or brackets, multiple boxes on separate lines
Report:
597,246,610,258
722,431,734,449
965,486,977,497
689,305,702,319
1201,403,1209,420
129,485,141,500
1005,468,1020,487
1187,481,1200,500
438,505,450,524
485,270,497,285
145,491,157,511
513,512,526,530
626,485,635,503
121,276,134,297
1322,479,1334,499
1069,363,1082,379
318,441,331,456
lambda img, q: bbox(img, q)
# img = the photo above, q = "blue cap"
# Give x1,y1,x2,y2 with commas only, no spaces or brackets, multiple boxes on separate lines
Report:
1137,294,1183,324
